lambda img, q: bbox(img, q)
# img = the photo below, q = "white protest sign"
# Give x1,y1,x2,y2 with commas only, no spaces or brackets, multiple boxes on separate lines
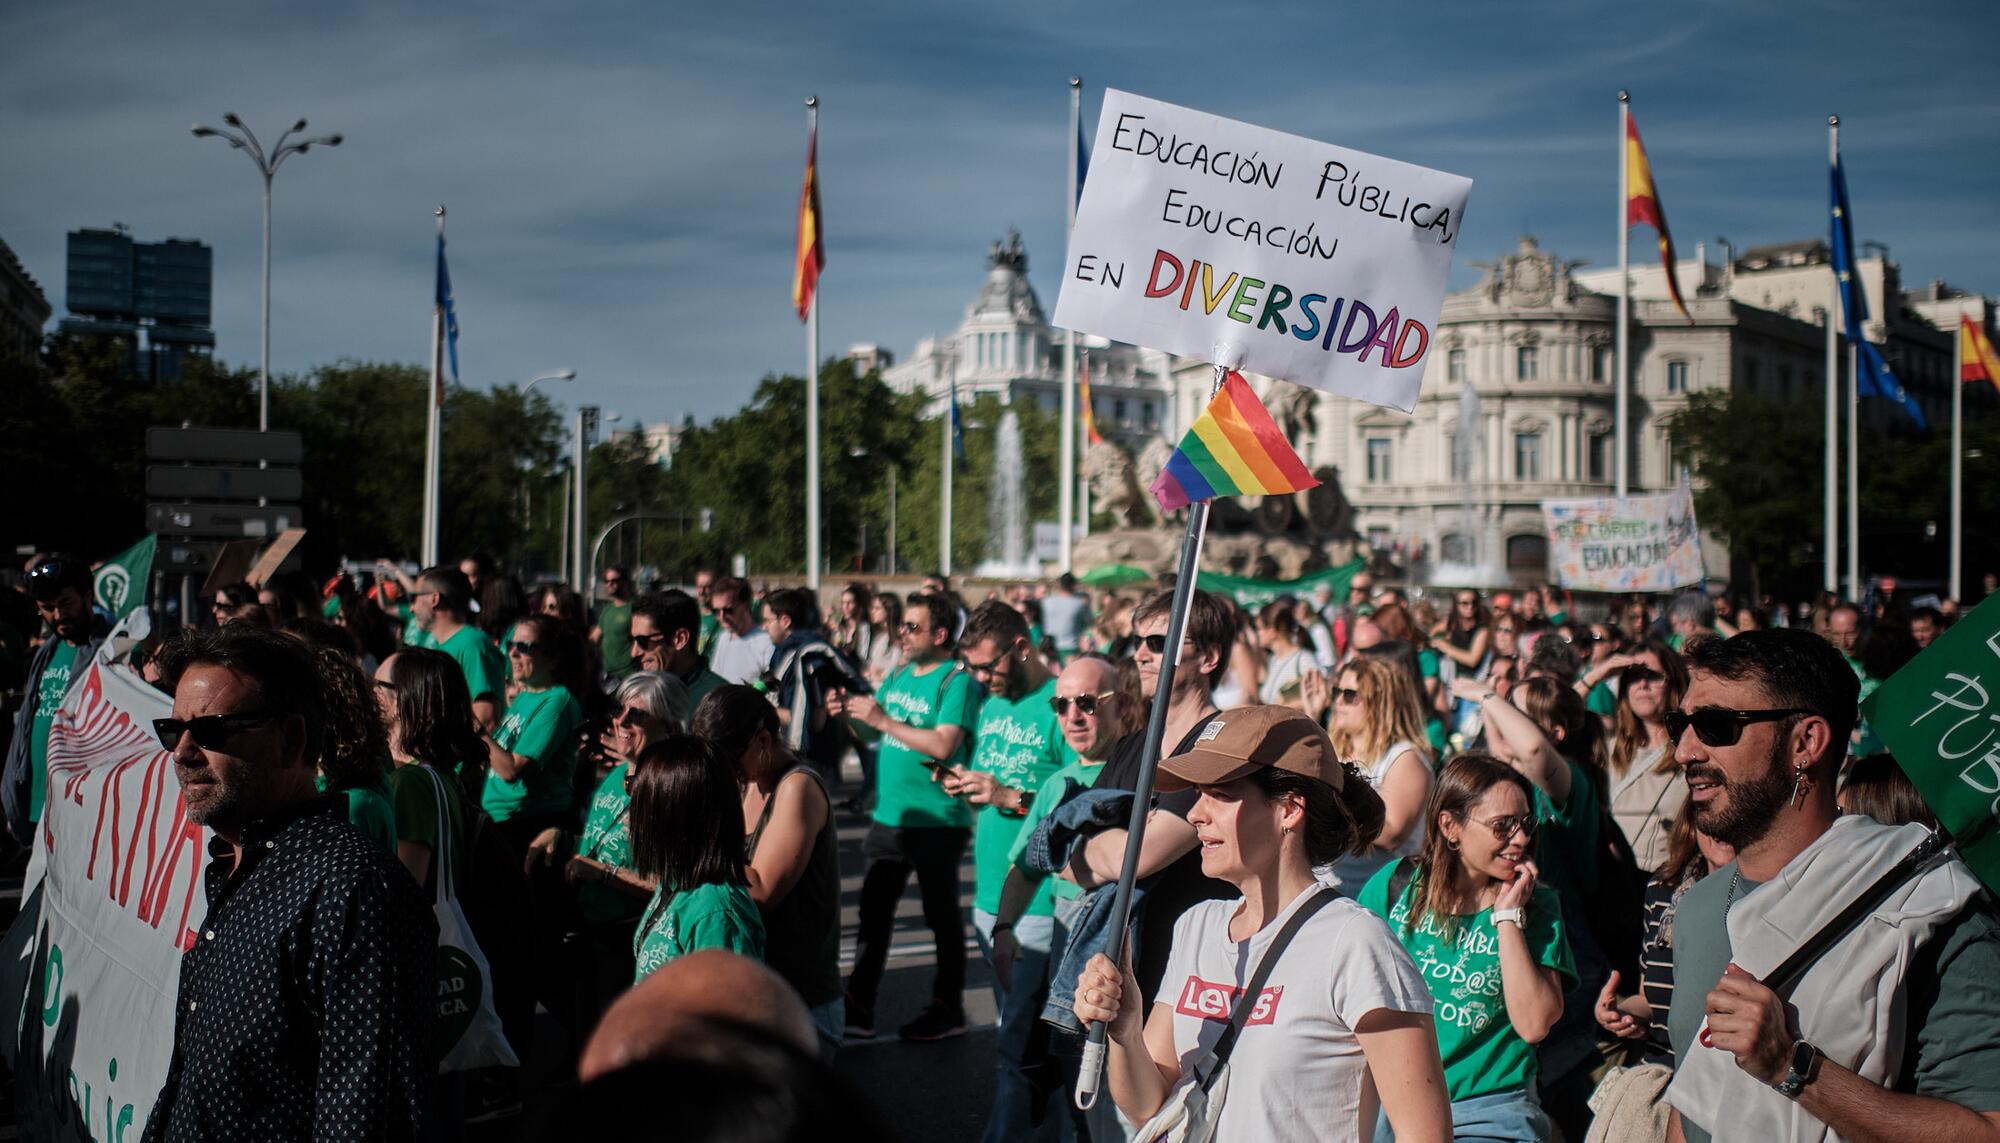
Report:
1053,89,1473,413
2,656,196,1140
1541,488,1705,592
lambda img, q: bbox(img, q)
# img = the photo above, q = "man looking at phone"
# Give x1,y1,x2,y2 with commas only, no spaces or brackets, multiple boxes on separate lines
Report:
826,592,979,1043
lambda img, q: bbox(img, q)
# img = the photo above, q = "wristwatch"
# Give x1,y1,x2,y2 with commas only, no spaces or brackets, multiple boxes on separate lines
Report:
1774,1040,1820,1098
1491,907,1525,928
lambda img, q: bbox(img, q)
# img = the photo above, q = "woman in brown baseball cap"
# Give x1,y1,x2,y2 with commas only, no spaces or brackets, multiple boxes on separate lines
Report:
1072,704,1453,1141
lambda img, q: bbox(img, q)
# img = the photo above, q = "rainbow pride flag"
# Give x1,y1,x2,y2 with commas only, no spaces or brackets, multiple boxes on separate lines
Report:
1150,372,1317,511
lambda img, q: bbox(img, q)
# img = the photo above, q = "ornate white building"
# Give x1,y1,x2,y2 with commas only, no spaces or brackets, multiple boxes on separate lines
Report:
883,231,1178,446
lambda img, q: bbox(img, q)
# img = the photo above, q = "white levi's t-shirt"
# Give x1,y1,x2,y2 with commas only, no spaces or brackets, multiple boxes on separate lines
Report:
1153,889,1434,1142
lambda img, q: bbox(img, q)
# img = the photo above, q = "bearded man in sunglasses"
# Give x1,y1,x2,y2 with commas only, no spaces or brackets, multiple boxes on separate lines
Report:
146,625,434,1142
1663,629,2000,1143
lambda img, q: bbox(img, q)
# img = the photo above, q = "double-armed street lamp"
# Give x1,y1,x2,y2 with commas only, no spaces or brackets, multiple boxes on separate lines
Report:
191,114,344,432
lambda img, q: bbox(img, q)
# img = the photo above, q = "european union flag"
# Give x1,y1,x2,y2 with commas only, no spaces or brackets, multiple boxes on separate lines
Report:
1830,156,1924,429
435,233,460,383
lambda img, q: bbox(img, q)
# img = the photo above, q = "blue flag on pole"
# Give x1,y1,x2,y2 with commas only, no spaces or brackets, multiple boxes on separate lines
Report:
435,233,460,383
1076,117,1090,207
1830,155,1924,429
949,369,967,466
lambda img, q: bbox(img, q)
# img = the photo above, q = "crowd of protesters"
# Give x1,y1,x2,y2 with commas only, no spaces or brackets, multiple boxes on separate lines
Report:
1,551,1997,1142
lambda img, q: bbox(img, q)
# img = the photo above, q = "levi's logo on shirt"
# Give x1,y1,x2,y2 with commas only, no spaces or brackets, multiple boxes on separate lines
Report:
1175,976,1282,1025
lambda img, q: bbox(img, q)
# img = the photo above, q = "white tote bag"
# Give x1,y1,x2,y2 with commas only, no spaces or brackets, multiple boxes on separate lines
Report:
420,765,519,1072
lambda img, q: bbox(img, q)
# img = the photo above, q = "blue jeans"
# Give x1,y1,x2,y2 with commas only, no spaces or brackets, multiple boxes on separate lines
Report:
974,908,1070,1143
1376,1083,1550,1143
808,997,844,1063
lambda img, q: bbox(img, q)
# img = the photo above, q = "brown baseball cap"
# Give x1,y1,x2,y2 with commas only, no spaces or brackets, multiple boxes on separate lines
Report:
1156,705,1343,792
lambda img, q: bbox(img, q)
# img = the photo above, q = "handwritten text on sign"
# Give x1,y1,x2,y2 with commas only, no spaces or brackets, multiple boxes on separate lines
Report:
1540,489,1704,592
1053,89,1473,413
1862,593,2000,893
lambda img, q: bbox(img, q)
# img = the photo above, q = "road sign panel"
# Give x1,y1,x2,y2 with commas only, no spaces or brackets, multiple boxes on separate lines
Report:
146,465,303,501
146,426,303,465
147,503,303,539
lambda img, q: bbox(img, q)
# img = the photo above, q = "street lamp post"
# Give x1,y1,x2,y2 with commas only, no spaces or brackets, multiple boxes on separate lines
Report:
518,370,576,575
192,114,343,432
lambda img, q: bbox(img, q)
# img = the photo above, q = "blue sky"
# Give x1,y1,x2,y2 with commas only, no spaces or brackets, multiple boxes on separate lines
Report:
3,0,1995,427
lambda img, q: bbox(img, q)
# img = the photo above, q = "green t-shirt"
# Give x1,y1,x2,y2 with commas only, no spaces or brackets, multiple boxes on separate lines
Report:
632,881,766,982
341,780,397,854
968,676,1070,916
680,661,728,710
1359,862,1577,1101
872,660,980,829
437,624,506,705
598,601,634,678
29,640,78,822
486,686,583,821
1005,759,1106,907
1585,680,1617,719
1532,759,1601,904
577,764,641,925
388,762,469,896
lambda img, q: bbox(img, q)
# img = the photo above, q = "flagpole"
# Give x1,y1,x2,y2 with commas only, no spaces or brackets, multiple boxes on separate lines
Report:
805,96,823,591
423,204,445,569
1952,320,1964,602
1075,361,1227,1112
1846,334,1860,601
1615,92,1630,499
1824,117,1840,597
1079,347,1093,543
1059,76,1081,574
941,352,955,578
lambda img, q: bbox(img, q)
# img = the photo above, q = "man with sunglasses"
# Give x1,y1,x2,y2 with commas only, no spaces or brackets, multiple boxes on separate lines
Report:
1066,589,1239,1008
705,576,773,687
591,565,636,681
827,592,978,1043
412,566,507,733
1663,629,2000,1143
4,555,109,845
629,590,725,708
146,625,434,1141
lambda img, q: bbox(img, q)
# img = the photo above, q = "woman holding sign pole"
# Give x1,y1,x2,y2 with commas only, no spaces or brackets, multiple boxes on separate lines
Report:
1072,705,1451,1142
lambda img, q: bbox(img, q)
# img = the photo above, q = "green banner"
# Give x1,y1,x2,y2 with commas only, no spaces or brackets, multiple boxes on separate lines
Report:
1195,558,1365,610
93,535,155,622
1861,592,2000,893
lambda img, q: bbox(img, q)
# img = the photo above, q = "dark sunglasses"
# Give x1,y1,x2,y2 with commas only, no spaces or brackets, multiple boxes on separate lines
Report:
508,641,540,655
1051,692,1116,717
1473,813,1537,841
629,632,669,649
153,712,281,751
898,621,925,634
26,561,78,603
1140,633,1196,655
961,650,1009,675
1622,666,1665,686
1666,706,1812,748
1333,686,1362,705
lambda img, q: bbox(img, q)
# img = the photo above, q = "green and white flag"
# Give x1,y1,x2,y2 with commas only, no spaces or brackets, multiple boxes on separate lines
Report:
93,534,155,622
1861,592,2000,893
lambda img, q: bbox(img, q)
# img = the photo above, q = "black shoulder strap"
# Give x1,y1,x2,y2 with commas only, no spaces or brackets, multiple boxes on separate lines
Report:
1201,888,1340,1088
1388,857,1416,907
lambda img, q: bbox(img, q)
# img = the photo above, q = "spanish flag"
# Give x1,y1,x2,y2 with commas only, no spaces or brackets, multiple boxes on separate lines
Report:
1150,372,1317,511
1080,352,1104,446
1626,113,1692,323
1963,317,2000,393
793,128,824,321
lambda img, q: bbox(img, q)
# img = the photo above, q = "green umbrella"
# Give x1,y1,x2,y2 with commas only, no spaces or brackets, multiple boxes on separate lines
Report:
1078,563,1154,589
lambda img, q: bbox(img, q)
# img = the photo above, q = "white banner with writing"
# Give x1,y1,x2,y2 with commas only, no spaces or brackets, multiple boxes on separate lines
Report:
1053,89,1473,413
1541,488,1705,592
2,656,195,1141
